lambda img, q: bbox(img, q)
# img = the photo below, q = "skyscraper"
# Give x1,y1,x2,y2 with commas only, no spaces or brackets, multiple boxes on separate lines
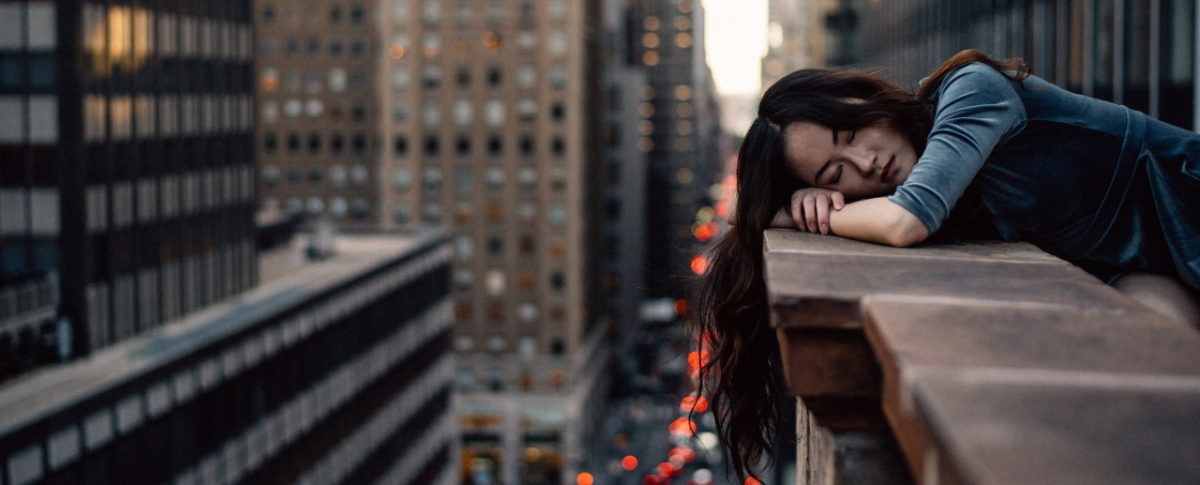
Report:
0,0,257,368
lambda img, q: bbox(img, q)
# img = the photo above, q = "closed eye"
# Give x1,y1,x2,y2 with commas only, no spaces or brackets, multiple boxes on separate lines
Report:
847,130,857,144
831,165,844,184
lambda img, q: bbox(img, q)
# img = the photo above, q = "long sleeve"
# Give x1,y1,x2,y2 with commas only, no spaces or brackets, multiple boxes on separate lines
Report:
887,63,1027,233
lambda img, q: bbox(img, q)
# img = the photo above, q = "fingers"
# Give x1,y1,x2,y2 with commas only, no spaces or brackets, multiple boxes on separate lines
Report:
831,191,845,210
815,195,830,234
802,195,818,232
791,195,805,230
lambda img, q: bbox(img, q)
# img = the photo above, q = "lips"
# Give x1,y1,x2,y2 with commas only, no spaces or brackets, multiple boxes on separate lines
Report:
881,155,897,183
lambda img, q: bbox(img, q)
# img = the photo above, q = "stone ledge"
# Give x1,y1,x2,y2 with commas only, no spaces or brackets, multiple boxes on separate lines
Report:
763,230,1200,484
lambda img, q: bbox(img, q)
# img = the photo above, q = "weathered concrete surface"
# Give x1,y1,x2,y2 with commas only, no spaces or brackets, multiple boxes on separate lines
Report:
764,229,1200,485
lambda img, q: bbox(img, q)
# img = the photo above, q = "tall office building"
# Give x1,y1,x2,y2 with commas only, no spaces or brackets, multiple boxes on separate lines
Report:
255,1,610,482
630,0,725,299
856,0,1197,131
761,0,833,89
0,0,257,370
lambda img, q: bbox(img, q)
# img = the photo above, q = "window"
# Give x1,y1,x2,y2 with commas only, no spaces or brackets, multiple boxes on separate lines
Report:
307,197,324,215
330,5,342,22
330,197,348,218
391,66,411,90
308,166,323,183
306,99,324,117
351,164,368,185
487,67,502,86
424,136,440,156
550,271,565,290
548,32,566,56
330,39,343,56
330,165,347,187
423,65,442,88
423,100,441,125
488,136,503,156
393,169,412,190
350,38,366,56
329,68,347,92
549,203,566,226
264,133,277,153
350,5,364,23
422,33,441,57
548,66,566,89
454,100,473,125
284,99,302,118
394,136,409,155
488,237,504,257
455,166,472,191
352,134,366,155
456,136,472,155
393,101,410,122
486,167,505,188
307,133,321,154
286,133,300,152
423,202,442,223
262,165,280,185
485,100,504,125
457,67,471,87
517,31,536,50
392,0,410,22
424,168,443,189
517,65,536,87
331,134,345,153
551,137,565,156
423,1,441,22
519,136,534,156
456,236,474,260
517,167,536,187
517,99,536,121
306,37,320,55
550,102,564,121
263,5,276,24
393,204,411,224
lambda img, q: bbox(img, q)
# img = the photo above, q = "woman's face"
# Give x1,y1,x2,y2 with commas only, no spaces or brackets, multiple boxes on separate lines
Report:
782,121,917,199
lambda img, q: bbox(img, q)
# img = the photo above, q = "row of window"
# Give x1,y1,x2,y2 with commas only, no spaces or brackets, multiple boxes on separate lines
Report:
260,96,565,126
262,133,568,158
259,64,568,96
261,0,568,27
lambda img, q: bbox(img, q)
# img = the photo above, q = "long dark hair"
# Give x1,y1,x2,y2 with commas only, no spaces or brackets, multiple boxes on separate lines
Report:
688,49,1029,480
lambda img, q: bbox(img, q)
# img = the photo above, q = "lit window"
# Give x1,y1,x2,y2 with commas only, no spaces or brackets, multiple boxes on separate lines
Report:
638,120,655,135
486,167,505,188
517,99,536,121
485,100,505,126
676,102,694,117
482,32,501,52
549,0,566,20
423,100,441,125
487,336,506,353
643,51,659,66
677,120,694,135
518,201,536,219
675,32,693,48
455,270,474,290
548,32,567,56
284,99,302,118
424,167,443,189
454,100,473,125
261,68,279,92
422,32,441,57
307,197,324,215
305,69,322,94
391,66,411,90
262,165,280,185
642,33,660,49
549,203,566,226
486,270,506,295
517,167,536,187
351,164,368,185
330,197,348,218
305,99,323,117
392,0,410,22
329,68,347,92
644,16,660,31
456,166,472,191
517,31,536,50
548,66,566,89
674,84,693,100
389,33,409,59
456,0,472,21
487,0,503,21
423,1,441,22
675,15,692,30
392,168,411,190
517,65,537,87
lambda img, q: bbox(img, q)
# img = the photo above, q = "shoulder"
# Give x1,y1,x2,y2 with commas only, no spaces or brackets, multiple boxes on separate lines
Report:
940,62,1018,94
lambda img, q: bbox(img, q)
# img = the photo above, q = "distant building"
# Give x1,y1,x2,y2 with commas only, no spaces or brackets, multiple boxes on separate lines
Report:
0,230,456,485
0,0,258,374
631,0,726,300
856,0,1198,131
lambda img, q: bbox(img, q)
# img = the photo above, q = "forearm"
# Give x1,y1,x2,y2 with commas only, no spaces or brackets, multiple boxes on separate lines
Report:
828,197,929,246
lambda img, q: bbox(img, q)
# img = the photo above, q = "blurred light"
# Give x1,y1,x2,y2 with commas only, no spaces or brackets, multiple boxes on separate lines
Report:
668,454,684,469
693,222,715,242
690,255,708,274
687,350,710,370
744,477,763,485
622,455,639,471
674,299,688,316
389,45,406,59
523,447,543,462
669,417,697,436
693,469,714,484
657,462,673,476
680,395,709,413
697,207,714,223
697,432,719,450
576,472,594,485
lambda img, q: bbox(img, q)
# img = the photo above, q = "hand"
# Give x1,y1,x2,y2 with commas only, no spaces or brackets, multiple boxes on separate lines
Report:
790,188,845,234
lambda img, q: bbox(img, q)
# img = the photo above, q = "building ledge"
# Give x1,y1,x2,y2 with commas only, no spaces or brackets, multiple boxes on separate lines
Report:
764,230,1200,484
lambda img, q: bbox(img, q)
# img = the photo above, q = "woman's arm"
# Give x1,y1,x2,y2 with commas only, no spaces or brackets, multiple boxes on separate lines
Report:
828,197,929,246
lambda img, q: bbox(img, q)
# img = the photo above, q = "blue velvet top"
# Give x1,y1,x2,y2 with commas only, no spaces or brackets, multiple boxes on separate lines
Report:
888,63,1200,289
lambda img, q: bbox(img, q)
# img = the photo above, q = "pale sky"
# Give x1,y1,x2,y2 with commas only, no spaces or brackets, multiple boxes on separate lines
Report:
702,0,769,96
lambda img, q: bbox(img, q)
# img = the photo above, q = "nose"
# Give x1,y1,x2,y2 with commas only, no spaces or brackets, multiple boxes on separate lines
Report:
842,146,877,174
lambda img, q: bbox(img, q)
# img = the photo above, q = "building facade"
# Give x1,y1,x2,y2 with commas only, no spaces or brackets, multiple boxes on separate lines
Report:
855,0,1198,131
253,1,613,483
0,0,257,374
630,0,725,300
0,231,456,485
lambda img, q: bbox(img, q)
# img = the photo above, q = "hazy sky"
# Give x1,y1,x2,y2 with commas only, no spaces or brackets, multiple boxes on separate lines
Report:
702,0,768,96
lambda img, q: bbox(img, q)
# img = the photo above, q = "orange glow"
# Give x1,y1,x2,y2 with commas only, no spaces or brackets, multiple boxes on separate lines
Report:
681,395,710,413
389,45,406,59
690,255,708,274
482,32,501,51
693,223,714,242
687,350,711,370
622,455,639,471
669,446,697,463
576,472,594,485
674,299,688,316
744,478,763,485
657,462,672,476
669,417,697,436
